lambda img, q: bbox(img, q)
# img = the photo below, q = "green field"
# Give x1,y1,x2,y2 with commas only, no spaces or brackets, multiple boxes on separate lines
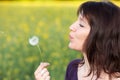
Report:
0,1,120,80
0,1,83,80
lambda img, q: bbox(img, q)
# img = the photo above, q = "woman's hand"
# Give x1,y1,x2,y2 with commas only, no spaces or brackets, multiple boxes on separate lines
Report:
34,62,50,80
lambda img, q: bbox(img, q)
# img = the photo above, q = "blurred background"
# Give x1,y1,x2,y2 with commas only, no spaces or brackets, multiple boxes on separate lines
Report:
0,0,120,80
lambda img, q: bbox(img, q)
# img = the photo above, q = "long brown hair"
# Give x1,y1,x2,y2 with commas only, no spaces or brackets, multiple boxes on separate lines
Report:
77,1,120,80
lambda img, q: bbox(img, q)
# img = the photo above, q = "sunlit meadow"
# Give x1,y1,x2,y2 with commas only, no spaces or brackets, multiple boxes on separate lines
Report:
0,0,120,80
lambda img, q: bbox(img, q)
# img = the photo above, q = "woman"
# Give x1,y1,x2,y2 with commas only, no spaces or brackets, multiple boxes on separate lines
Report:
34,1,120,80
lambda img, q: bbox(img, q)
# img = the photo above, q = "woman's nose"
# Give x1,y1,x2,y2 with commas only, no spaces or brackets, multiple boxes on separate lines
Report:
69,23,77,32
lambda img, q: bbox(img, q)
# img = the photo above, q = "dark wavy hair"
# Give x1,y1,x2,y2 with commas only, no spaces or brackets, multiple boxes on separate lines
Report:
77,1,120,80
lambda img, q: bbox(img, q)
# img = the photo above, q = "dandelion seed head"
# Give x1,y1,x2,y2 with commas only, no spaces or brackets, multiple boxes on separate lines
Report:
29,36,39,46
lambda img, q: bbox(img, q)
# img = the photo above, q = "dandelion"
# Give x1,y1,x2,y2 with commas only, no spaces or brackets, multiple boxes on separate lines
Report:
29,36,43,61
29,36,39,46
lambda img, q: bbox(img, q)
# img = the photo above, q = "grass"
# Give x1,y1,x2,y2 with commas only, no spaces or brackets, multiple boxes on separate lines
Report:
0,1,82,80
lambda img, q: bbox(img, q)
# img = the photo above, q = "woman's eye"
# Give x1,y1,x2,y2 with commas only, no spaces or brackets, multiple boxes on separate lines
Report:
79,24,84,27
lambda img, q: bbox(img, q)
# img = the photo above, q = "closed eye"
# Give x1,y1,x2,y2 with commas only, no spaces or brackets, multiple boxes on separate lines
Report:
79,24,84,27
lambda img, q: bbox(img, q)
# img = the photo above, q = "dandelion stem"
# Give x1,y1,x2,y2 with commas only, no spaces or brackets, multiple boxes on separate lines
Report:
37,45,43,62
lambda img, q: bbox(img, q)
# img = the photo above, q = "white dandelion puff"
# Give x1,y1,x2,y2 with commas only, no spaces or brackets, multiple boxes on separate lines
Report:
29,36,43,61
29,36,39,46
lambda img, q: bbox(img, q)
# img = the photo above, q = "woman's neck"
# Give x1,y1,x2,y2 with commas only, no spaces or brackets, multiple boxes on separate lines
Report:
78,53,90,77
82,53,90,73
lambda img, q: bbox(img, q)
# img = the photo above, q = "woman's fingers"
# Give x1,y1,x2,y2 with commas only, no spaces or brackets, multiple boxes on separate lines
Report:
42,70,49,78
45,76,50,80
34,62,50,75
34,62,50,80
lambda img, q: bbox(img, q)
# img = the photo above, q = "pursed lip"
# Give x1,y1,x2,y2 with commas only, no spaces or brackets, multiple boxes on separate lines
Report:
69,34,74,40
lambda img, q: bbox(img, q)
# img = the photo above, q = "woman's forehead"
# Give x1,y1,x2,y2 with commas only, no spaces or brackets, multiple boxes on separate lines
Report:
79,14,83,19
78,14,86,22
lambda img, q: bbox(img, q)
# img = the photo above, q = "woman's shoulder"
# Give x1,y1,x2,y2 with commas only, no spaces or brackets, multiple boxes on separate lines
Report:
65,59,83,80
67,59,82,68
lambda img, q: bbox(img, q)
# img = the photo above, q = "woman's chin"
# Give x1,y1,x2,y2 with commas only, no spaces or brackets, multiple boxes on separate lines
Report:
68,43,75,50
68,43,72,48
68,43,82,51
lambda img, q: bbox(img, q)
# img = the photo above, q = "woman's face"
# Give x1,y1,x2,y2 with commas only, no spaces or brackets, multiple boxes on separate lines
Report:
69,14,90,52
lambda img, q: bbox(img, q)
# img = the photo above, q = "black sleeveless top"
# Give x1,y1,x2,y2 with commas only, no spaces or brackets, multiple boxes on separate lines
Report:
65,59,81,80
